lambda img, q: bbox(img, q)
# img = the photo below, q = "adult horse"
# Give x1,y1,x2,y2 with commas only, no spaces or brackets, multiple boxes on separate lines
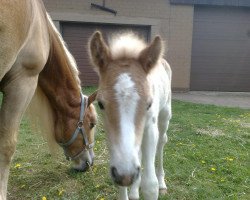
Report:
0,1,97,199
89,31,172,200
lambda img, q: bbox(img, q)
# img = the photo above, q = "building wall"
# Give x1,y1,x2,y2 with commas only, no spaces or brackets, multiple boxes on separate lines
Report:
43,0,194,91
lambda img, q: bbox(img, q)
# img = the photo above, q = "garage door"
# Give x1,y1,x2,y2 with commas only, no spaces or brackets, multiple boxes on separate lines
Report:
62,23,150,86
190,6,250,92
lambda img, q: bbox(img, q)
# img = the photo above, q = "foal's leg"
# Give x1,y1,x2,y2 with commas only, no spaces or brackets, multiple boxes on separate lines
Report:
156,104,171,194
128,176,141,200
119,187,128,200
141,122,159,200
0,75,38,200
129,151,141,200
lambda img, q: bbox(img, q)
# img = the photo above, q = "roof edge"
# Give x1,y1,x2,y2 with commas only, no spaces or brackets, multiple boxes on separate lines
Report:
170,0,250,7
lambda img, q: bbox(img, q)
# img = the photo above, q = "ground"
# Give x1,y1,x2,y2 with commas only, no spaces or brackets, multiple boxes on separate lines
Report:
0,89,249,200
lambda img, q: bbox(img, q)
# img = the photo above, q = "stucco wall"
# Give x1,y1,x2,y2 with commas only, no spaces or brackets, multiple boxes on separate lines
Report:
43,0,194,91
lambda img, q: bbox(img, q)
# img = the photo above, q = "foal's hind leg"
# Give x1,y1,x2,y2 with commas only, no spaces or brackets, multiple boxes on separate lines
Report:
0,75,38,200
156,104,171,194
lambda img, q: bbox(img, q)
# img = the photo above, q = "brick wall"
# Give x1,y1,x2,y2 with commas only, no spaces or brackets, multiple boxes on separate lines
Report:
43,0,194,91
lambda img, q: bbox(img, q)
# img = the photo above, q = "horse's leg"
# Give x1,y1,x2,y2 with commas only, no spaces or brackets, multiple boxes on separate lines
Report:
128,173,141,200
119,186,128,200
141,122,159,200
129,150,141,200
0,75,38,200
156,104,171,194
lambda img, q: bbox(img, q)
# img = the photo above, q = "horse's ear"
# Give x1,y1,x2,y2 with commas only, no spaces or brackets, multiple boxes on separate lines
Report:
87,90,98,107
88,31,110,74
138,36,163,73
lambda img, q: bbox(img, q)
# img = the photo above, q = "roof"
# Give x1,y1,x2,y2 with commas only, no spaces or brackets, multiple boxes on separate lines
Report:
170,0,250,7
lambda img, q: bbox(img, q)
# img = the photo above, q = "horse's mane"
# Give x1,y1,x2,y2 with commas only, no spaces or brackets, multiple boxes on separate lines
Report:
108,32,147,60
45,13,81,90
25,1,81,153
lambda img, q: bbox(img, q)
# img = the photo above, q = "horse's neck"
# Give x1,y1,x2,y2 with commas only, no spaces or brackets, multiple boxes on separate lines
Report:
38,62,80,119
38,28,81,122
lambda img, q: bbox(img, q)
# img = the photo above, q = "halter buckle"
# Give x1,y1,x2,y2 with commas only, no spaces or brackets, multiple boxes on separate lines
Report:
77,121,84,128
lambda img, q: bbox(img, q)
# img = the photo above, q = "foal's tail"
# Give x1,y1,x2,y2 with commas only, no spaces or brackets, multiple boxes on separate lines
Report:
25,86,59,154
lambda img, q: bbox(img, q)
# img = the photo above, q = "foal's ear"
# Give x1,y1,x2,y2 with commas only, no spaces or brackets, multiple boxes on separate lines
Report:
88,31,110,74
87,90,98,107
138,36,163,73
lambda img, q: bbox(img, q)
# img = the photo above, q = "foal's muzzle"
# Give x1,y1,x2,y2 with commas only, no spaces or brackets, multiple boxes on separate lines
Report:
110,166,140,186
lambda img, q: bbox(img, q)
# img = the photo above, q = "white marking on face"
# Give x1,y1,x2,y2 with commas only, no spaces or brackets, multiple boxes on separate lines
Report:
112,73,140,173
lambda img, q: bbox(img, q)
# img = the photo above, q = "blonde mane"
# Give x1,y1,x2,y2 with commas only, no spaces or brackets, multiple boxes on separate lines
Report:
46,13,81,90
108,32,147,60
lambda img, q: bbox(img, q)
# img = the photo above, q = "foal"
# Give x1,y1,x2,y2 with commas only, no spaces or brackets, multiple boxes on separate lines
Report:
89,31,172,200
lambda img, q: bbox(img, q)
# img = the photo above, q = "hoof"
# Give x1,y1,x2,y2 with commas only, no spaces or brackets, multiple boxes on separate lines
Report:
159,188,167,195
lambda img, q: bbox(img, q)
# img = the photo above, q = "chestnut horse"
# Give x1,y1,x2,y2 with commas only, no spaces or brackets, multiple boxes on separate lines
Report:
0,1,97,199
89,31,172,200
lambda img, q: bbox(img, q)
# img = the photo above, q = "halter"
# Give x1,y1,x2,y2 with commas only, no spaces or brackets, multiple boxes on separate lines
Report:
58,93,95,160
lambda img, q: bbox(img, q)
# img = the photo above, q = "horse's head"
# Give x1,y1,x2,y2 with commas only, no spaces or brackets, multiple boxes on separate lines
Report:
88,31,163,186
56,92,97,172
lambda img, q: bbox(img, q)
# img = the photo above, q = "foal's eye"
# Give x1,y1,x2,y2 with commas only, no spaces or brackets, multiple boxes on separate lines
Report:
98,101,104,110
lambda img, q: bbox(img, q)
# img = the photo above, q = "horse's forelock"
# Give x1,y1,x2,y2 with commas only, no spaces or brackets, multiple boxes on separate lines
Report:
109,32,147,60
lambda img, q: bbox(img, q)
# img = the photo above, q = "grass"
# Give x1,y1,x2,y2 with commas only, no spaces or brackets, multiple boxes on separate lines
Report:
0,88,249,200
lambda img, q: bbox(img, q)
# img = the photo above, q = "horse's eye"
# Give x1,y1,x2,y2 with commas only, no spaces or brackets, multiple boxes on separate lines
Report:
89,122,96,129
98,101,104,110
147,101,152,110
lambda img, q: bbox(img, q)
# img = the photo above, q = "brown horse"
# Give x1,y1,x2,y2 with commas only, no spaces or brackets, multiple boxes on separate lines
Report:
0,1,97,199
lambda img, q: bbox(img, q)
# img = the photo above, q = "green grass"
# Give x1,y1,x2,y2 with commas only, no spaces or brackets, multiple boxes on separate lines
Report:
1,88,249,200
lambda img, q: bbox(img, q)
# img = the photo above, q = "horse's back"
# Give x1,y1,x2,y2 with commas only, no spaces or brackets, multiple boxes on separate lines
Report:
161,59,172,83
149,58,171,116
151,58,172,94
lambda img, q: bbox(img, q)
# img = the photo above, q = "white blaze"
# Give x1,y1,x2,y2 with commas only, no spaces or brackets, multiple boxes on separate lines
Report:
113,73,140,173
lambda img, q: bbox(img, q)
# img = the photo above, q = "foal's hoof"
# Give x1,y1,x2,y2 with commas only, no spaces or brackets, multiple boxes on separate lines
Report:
159,188,168,195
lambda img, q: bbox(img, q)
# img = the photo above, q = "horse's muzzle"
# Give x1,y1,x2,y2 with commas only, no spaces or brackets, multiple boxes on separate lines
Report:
72,158,94,172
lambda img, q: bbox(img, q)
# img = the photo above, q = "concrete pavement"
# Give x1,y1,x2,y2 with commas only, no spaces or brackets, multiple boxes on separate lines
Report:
172,91,250,109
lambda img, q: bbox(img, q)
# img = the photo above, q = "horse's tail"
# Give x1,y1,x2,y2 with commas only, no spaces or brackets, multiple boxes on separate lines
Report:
25,86,59,154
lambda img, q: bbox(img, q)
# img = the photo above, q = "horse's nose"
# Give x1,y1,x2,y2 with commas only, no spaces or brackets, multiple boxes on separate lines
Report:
72,158,94,172
111,166,140,186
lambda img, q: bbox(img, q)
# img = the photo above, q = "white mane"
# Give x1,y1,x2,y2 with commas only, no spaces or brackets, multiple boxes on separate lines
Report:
108,32,147,60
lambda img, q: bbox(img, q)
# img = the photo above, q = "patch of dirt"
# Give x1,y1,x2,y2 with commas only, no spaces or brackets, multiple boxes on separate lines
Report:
196,128,224,137
240,123,250,128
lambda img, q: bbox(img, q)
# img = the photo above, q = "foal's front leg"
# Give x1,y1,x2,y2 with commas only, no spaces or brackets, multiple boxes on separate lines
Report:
119,187,129,200
129,150,141,200
0,75,38,200
141,122,159,200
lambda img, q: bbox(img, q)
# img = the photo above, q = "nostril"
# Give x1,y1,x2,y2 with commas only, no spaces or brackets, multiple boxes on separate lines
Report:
137,166,141,173
91,158,94,166
111,166,118,178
